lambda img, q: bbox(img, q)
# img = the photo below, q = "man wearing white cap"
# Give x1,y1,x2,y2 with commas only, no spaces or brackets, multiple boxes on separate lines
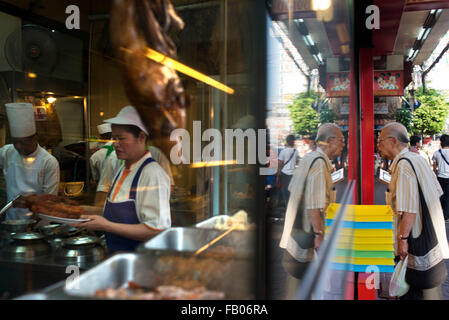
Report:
89,123,114,182
74,106,171,254
0,103,60,220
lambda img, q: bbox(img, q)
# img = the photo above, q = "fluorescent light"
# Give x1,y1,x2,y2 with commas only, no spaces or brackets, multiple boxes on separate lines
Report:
122,47,235,95
422,28,431,41
417,27,425,41
190,160,237,168
306,35,315,46
411,49,419,60
317,53,323,63
407,49,414,59
437,9,443,14
298,19,304,23
430,9,436,14
303,35,311,46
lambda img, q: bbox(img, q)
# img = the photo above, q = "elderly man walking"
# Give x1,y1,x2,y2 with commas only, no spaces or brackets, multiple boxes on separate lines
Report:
378,123,449,300
280,123,345,299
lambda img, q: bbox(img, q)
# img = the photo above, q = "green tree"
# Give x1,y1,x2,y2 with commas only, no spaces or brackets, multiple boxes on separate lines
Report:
412,87,449,136
395,108,413,132
320,108,336,124
288,92,320,136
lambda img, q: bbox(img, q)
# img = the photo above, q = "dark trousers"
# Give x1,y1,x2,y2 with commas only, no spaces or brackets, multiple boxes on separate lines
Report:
438,177,449,220
280,172,293,208
400,285,443,300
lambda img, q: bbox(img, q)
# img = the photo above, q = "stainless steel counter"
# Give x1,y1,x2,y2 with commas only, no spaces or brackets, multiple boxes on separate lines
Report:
0,243,105,299
12,225,257,300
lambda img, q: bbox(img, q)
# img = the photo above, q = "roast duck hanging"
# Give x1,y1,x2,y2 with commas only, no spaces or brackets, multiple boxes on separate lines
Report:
110,0,188,159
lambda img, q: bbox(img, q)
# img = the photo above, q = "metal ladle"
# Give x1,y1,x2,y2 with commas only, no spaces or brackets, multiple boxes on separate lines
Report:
0,195,21,218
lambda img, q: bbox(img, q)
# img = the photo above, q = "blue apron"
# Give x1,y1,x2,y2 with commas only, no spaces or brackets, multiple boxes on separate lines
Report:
104,157,155,254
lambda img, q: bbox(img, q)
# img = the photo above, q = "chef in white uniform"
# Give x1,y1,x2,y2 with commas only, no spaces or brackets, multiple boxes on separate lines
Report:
90,123,114,182
0,103,60,220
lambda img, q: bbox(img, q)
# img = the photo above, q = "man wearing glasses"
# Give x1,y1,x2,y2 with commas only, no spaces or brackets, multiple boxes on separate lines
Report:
378,122,449,300
280,123,345,299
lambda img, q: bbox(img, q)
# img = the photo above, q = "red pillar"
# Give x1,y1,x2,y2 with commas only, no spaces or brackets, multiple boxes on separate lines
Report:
358,47,376,301
348,50,358,204
360,48,374,205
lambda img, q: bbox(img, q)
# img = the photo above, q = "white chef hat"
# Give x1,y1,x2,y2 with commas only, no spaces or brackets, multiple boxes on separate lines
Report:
5,103,36,138
104,106,149,136
97,123,112,135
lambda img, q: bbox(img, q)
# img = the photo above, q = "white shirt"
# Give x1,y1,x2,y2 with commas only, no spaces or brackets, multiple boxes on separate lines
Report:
107,151,171,230
0,144,59,220
90,143,113,181
278,147,299,175
97,146,174,193
432,148,449,179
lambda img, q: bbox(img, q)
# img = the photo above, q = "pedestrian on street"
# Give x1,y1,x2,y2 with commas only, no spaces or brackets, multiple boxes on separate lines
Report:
378,123,449,300
432,134,449,220
280,123,344,299
409,135,432,166
276,135,300,209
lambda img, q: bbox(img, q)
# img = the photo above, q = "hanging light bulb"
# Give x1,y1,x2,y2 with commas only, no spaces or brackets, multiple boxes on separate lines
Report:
47,96,57,104
312,0,331,11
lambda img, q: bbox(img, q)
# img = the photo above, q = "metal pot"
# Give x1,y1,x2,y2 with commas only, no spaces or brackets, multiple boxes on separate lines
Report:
55,235,106,266
0,219,37,247
1,232,51,261
37,223,83,249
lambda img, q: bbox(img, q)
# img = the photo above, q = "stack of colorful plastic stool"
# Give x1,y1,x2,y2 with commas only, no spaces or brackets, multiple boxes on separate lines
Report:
325,204,394,299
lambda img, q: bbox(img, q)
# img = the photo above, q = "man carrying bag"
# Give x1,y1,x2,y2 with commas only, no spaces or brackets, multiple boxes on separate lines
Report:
378,123,449,300
276,135,300,209
279,124,345,299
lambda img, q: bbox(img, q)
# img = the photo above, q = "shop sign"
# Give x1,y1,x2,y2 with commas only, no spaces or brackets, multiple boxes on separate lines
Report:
326,73,350,97
34,105,48,121
374,103,389,114
339,103,349,115
373,71,404,96
326,71,404,97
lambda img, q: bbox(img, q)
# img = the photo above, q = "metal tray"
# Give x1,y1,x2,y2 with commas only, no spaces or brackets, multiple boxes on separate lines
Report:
137,227,255,258
63,253,254,300
195,215,230,229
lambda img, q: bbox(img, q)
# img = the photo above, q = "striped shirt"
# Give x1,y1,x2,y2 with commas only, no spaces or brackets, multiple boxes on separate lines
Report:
389,147,447,257
280,147,335,261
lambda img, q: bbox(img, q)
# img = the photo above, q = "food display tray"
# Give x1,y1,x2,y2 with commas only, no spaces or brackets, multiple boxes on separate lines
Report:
63,253,254,300
137,227,255,258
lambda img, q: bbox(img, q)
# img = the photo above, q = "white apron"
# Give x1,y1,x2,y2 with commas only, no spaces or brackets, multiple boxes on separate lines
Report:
5,150,45,220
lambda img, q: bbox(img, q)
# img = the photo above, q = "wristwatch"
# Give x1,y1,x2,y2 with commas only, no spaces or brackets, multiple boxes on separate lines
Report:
399,234,409,241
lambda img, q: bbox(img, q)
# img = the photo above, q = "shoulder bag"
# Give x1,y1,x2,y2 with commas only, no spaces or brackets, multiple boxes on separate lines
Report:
397,158,447,289
282,156,325,279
